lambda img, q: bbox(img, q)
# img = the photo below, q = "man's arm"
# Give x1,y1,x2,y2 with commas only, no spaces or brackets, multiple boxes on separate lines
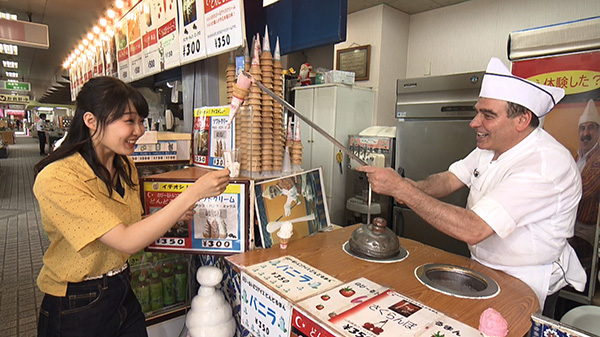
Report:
356,166,494,245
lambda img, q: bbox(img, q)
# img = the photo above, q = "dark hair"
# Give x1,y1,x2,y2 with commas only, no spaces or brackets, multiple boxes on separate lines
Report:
507,101,539,128
34,76,149,196
39,113,47,119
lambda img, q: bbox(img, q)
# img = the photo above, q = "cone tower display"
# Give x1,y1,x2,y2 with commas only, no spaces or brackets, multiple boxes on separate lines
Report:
272,36,286,172
260,26,275,174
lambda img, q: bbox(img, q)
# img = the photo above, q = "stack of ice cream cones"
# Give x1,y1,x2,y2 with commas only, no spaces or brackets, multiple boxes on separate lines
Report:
247,34,263,173
260,26,274,174
225,52,236,104
272,36,285,173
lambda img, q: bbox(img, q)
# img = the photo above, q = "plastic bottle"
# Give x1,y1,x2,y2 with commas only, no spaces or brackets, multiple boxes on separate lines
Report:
162,267,176,306
136,275,151,313
174,264,188,302
149,272,163,311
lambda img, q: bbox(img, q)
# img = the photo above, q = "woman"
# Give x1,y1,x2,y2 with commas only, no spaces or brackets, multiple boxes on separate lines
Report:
33,77,230,337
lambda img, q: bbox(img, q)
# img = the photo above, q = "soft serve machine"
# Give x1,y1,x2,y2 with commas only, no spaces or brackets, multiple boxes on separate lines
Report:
344,128,396,227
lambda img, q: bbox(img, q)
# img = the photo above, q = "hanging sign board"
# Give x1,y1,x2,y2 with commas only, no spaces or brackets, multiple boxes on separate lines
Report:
178,0,207,65
128,4,144,81
154,0,180,71
115,17,131,82
141,0,161,77
0,81,31,91
0,94,29,103
204,0,244,57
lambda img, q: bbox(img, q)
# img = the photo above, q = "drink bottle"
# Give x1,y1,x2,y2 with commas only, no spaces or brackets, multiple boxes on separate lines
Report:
136,275,151,312
174,263,188,302
162,267,176,306
149,272,163,311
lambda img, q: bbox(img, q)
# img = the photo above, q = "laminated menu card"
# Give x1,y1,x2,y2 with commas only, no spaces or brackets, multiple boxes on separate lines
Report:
245,256,341,301
296,278,388,322
327,290,442,337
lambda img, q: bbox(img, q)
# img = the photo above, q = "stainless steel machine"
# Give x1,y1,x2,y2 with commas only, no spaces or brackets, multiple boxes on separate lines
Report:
393,71,484,257
344,131,395,227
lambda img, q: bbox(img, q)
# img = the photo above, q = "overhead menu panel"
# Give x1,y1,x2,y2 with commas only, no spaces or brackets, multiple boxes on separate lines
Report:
0,18,49,49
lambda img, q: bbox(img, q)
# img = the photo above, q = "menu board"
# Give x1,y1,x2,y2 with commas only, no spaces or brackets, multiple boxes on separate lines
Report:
128,4,144,81
241,271,293,337
151,0,180,71
204,0,244,57
103,34,118,78
192,106,235,168
115,17,131,82
142,181,247,254
244,256,342,301
178,0,207,65
140,0,161,77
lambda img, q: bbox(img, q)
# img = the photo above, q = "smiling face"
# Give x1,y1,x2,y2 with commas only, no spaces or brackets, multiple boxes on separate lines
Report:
91,101,145,162
579,122,600,154
470,97,531,160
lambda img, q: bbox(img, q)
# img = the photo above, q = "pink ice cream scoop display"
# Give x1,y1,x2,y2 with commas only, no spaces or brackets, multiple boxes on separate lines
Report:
227,72,253,125
478,308,509,337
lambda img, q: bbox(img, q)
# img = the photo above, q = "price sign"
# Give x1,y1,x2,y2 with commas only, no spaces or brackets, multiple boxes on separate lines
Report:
178,0,207,65
142,181,247,254
115,17,131,82
204,0,243,57
241,272,293,337
141,0,161,77
192,106,235,169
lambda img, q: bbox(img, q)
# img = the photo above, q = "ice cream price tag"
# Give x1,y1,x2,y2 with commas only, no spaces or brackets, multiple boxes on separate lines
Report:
328,290,442,337
245,256,342,301
204,0,243,57
296,278,387,323
192,106,235,169
241,271,293,337
292,308,337,337
178,0,207,64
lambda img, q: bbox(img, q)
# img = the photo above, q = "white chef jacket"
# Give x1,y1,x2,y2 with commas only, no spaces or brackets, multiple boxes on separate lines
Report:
449,127,586,308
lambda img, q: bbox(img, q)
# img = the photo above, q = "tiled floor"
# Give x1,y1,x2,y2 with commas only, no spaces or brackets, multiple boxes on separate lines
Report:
0,134,49,337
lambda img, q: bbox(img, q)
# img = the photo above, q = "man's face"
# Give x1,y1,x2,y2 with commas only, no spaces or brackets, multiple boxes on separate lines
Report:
579,122,600,153
471,97,523,160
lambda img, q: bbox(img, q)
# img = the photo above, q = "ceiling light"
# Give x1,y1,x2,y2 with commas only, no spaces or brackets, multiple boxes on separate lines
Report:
99,18,108,27
82,39,89,46
62,60,70,69
78,44,84,51
74,49,80,55
7,79,17,83
2,60,18,68
6,71,18,78
93,26,100,34
115,0,124,9
107,9,115,19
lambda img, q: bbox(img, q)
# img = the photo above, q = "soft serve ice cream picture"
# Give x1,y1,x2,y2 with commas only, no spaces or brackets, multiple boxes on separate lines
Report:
277,221,294,249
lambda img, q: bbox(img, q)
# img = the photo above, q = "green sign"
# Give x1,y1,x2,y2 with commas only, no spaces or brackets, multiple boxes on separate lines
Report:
4,81,31,91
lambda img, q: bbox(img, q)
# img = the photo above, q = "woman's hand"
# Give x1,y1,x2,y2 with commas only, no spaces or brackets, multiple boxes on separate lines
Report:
192,168,231,199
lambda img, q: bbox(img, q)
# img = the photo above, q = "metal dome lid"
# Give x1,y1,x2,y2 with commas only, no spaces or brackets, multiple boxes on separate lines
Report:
348,217,401,259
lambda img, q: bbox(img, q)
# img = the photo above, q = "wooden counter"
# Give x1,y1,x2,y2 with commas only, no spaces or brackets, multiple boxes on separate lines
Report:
227,225,539,337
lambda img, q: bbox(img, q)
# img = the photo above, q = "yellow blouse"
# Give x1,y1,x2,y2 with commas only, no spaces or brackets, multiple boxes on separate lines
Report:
33,153,143,296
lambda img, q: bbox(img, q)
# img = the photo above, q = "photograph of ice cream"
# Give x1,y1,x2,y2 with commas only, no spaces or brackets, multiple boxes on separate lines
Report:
255,168,330,248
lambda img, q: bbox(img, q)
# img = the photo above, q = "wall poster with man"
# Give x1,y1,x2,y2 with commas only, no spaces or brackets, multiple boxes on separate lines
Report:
513,51,600,303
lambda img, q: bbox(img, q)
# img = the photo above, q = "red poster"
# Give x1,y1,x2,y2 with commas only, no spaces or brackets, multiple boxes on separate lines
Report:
512,51,600,157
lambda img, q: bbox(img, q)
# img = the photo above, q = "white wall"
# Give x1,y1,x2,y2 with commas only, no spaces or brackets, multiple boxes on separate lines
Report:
406,0,600,77
335,5,410,126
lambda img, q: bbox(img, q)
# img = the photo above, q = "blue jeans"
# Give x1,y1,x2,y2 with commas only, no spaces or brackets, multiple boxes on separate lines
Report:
37,266,148,337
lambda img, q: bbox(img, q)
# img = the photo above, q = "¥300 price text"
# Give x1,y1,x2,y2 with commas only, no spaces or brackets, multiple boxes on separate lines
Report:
202,240,231,248
182,39,201,57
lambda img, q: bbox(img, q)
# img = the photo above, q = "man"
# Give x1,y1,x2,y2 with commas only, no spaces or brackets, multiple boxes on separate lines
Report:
358,58,586,317
36,113,48,155
570,99,600,265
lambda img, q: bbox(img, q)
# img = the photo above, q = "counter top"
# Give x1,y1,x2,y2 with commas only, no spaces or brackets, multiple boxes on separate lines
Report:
227,225,539,336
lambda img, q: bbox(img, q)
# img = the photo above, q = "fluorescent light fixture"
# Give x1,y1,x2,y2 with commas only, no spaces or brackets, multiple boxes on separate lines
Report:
6,71,18,78
37,107,54,111
2,60,18,68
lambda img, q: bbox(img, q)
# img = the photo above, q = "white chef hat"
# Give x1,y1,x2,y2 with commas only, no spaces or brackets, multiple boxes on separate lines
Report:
479,57,565,117
578,99,600,126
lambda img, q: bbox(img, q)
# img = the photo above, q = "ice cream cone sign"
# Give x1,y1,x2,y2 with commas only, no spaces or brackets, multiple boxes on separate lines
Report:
267,214,315,233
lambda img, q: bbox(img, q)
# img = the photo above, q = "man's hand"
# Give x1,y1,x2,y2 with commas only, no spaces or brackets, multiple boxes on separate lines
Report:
355,166,408,201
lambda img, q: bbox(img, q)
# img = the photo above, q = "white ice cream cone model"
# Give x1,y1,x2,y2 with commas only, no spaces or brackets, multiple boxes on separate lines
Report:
185,266,236,337
277,221,294,249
